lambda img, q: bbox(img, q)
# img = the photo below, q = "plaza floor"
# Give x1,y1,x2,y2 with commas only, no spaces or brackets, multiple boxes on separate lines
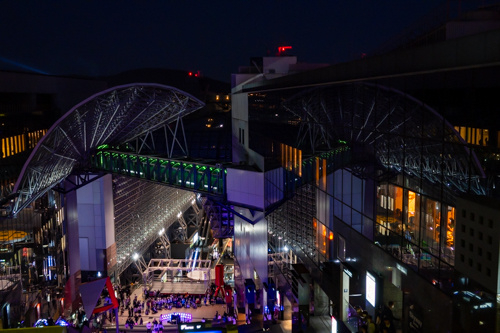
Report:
102,281,247,332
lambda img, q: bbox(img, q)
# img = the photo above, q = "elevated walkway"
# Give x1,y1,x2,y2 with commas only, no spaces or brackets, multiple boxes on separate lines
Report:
91,148,226,199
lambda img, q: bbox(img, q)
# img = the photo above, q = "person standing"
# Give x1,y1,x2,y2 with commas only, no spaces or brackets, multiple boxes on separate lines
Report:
382,301,398,330
366,315,376,333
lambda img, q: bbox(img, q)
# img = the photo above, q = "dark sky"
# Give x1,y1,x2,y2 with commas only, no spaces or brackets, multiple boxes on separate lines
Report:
0,1,452,82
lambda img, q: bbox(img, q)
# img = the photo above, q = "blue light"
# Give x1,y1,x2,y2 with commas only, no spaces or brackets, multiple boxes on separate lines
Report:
34,319,48,327
56,318,70,326
0,56,49,75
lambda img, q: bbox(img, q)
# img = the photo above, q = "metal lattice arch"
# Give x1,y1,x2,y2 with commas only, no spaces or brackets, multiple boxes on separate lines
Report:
13,83,205,215
283,82,486,195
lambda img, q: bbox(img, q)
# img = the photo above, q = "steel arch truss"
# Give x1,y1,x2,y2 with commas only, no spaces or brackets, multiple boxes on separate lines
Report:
12,83,204,216
283,83,485,195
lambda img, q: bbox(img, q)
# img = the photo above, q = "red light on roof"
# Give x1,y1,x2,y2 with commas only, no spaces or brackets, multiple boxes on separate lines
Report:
278,46,292,54
188,72,193,76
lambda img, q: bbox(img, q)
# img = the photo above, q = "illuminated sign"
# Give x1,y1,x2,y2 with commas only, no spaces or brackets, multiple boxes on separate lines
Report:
396,263,407,275
179,323,204,330
366,272,376,306
473,302,493,309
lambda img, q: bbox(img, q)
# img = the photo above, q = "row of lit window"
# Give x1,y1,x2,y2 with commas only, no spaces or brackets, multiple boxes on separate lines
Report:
280,143,302,177
1,129,46,158
454,126,491,147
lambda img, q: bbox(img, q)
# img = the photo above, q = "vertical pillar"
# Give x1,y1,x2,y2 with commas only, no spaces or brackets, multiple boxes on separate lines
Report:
64,174,116,312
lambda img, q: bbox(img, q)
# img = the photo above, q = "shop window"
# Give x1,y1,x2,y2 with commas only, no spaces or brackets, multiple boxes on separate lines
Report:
446,206,455,248
407,190,420,244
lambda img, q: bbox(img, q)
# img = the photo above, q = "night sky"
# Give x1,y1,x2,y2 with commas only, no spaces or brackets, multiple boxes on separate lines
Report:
1,1,453,82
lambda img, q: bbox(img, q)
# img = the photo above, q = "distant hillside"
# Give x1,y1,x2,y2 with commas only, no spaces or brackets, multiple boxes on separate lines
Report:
101,68,230,101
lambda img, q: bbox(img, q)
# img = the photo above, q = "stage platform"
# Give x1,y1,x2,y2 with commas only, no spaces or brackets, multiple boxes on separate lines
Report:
149,280,208,295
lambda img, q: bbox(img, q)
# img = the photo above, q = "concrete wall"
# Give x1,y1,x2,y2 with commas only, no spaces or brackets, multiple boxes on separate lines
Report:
231,92,249,165
455,196,500,294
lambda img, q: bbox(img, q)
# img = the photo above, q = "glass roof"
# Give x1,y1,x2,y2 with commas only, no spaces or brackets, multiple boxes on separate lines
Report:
283,82,485,195
12,83,204,215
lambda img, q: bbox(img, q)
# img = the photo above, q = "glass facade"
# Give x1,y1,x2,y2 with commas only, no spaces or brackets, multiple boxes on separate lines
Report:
269,157,459,291
374,183,456,287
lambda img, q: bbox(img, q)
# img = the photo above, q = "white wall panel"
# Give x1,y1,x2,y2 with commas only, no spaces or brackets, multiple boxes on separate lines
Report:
227,168,265,209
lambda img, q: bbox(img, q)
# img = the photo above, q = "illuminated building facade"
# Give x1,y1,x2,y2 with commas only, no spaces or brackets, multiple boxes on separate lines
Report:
230,40,500,331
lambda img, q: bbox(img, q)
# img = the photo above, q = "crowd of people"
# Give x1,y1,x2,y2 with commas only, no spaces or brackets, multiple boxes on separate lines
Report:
211,310,237,326
349,301,399,333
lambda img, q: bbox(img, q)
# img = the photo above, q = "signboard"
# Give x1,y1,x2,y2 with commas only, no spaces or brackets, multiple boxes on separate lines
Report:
366,272,376,307
179,323,206,331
